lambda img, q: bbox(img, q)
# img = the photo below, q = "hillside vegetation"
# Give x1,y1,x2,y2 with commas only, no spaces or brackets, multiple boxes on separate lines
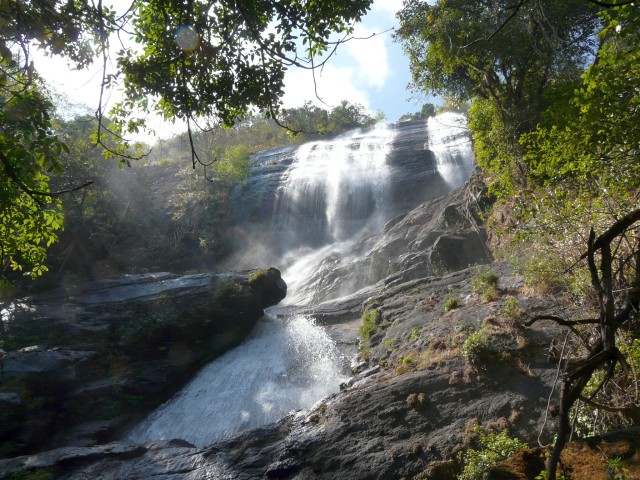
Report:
396,2,640,478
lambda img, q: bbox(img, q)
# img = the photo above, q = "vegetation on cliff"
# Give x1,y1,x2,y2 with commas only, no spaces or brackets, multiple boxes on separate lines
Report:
397,1,640,478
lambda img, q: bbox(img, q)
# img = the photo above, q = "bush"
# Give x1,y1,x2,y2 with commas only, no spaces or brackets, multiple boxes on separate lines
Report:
359,308,382,360
410,327,421,342
501,296,524,321
444,296,461,312
360,309,382,341
471,266,499,302
523,253,564,295
458,426,527,480
461,329,491,365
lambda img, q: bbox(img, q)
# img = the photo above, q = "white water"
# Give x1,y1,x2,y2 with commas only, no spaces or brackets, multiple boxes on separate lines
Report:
129,114,474,447
427,112,474,187
128,314,347,447
272,122,396,244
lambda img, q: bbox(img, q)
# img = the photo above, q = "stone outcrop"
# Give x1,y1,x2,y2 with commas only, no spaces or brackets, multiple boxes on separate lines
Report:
0,258,573,480
294,175,491,304
0,268,286,457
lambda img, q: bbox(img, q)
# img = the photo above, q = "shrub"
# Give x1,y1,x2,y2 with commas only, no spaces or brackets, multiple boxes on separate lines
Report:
461,329,491,365
360,309,382,341
522,253,564,295
359,308,382,360
458,426,527,480
410,327,421,342
501,296,524,321
444,296,461,312
471,266,499,302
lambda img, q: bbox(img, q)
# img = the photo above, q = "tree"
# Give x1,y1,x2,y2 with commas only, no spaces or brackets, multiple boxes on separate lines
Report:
398,102,435,121
0,0,374,279
325,100,377,135
0,69,66,281
396,0,598,132
395,0,599,191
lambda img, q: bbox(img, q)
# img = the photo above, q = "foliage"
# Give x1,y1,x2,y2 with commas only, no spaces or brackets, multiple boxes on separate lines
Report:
458,425,527,480
573,328,640,437
399,103,436,122
396,0,598,133
522,253,565,295
467,97,524,196
1,0,375,282
0,72,66,280
606,456,630,480
461,329,491,366
117,0,372,128
500,297,524,322
410,327,420,342
444,296,460,312
518,5,640,240
471,266,499,302
248,269,268,285
5,468,57,480
360,309,382,341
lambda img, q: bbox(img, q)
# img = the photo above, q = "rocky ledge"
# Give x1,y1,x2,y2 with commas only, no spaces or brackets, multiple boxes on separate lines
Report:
0,268,286,458
0,259,600,479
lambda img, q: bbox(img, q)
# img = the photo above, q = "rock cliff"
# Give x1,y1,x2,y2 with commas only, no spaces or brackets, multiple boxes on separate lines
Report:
0,268,286,458
0,182,577,480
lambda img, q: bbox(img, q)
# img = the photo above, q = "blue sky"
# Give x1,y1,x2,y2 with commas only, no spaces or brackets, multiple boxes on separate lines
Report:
35,0,426,140
282,0,429,121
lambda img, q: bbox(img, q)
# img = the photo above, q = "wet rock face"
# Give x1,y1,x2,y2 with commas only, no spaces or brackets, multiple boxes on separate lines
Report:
0,260,573,480
295,179,491,304
0,269,286,457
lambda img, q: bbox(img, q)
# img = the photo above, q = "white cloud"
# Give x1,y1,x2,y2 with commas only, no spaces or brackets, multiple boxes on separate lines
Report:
372,0,404,16
345,24,390,89
282,65,370,110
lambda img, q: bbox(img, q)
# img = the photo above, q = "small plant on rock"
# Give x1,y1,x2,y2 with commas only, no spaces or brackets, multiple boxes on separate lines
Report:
471,266,499,302
458,425,527,480
501,296,524,322
410,327,421,342
444,295,461,312
522,252,565,295
461,329,491,366
359,308,382,360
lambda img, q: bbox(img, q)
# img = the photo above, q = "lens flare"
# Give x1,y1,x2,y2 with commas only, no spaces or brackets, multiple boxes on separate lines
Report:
175,25,199,51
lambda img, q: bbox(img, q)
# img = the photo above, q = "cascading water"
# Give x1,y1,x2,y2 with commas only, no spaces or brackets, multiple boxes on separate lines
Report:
426,112,475,187
129,113,475,447
271,123,396,249
128,314,347,446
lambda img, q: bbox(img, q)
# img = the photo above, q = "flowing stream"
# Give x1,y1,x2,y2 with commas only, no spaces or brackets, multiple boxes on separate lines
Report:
128,114,474,447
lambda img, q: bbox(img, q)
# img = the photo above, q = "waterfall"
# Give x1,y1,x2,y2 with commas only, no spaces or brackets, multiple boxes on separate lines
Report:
129,113,475,447
271,123,396,249
128,314,347,447
426,112,474,187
